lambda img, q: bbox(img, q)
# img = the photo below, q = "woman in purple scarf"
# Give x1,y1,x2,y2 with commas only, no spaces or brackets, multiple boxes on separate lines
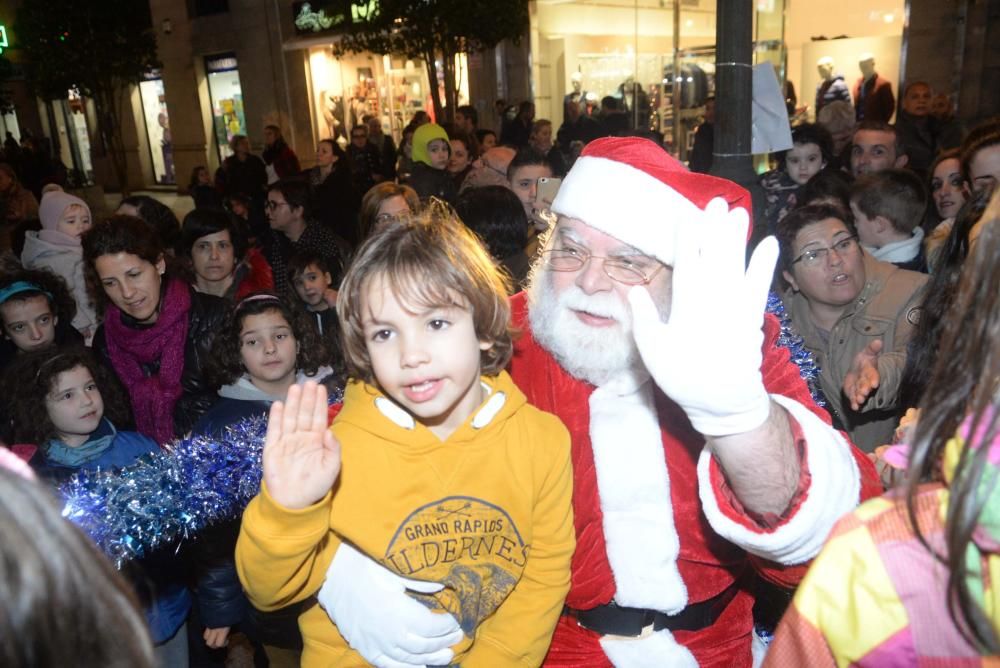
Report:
83,215,228,445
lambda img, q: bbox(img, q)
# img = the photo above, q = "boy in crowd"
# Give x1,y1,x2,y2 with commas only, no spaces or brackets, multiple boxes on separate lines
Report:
288,252,341,372
237,212,574,667
850,168,929,272
506,148,555,257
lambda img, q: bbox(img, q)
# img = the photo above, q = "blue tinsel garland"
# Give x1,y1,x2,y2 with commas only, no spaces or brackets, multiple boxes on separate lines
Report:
60,388,343,568
61,306,821,570
766,291,826,408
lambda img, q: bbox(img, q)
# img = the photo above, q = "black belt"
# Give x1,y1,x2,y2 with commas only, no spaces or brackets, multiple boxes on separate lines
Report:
564,585,738,637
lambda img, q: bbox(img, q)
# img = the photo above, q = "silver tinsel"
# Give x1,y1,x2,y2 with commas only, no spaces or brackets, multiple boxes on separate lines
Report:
60,386,344,568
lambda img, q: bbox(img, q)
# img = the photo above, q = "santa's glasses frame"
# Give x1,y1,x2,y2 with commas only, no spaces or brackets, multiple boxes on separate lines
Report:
541,248,665,285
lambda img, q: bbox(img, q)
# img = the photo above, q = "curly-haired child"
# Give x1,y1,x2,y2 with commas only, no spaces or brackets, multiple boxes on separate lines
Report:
191,292,340,659
4,347,192,664
236,208,575,667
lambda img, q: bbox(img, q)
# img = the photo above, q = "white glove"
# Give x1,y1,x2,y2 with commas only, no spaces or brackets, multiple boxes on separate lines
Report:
318,542,464,668
627,197,779,436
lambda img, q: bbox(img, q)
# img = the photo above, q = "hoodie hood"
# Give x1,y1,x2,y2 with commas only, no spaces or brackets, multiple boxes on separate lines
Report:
38,190,91,242
334,370,527,452
218,366,334,402
411,123,450,167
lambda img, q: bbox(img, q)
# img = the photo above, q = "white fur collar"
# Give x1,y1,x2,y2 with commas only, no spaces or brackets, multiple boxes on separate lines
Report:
589,375,687,613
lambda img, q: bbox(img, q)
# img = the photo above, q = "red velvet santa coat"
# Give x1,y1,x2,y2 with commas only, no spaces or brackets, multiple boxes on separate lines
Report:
508,292,881,667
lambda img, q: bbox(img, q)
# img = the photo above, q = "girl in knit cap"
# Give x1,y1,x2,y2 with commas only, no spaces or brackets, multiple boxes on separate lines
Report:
406,123,458,204
21,191,98,343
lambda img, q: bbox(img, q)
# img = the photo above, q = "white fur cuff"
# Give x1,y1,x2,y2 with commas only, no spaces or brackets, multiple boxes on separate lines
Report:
697,394,860,565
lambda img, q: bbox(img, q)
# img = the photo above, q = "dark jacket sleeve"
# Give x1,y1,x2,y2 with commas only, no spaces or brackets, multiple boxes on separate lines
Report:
194,519,248,629
173,290,228,436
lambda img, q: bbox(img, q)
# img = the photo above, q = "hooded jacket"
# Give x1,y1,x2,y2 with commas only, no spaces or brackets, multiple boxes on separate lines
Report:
193,367,335,438
236,371,575,667
22,191,98,339
408,123,458,204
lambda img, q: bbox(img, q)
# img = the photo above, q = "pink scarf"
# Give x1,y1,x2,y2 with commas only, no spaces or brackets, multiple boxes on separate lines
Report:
104,279,191,445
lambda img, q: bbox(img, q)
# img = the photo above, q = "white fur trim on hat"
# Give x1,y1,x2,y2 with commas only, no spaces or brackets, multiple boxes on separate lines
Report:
697,393,861,565
551,155,704,266
589,373,688,613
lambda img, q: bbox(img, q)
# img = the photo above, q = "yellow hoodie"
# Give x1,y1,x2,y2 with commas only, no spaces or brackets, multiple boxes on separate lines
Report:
236,370,574,666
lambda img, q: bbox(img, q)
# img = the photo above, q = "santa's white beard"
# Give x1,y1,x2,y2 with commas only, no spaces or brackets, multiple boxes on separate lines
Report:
527,267,646,387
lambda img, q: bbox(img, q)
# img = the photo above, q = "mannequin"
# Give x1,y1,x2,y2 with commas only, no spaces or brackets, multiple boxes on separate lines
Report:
321,92,347,141
814,56,851,116
563,72,587,123
853,53,895,123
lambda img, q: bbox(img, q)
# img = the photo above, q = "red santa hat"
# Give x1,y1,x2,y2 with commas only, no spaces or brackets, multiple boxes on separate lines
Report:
551,136,752,265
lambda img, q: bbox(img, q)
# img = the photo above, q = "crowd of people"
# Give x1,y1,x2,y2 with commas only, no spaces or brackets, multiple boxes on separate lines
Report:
0,82,998,668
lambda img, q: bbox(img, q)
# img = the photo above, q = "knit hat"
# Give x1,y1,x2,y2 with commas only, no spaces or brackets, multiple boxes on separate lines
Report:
38,190,92,232
551,136,752,265
411,123,450,167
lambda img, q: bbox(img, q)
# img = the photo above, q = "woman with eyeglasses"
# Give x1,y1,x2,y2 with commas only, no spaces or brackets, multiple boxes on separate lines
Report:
357,182,420,241
775,203,928,452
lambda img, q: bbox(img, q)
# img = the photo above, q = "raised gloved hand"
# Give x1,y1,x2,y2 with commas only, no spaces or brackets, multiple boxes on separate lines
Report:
627,198,778,436
318,542,464,668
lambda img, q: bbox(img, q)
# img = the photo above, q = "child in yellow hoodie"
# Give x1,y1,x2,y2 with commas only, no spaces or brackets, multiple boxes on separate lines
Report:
236,206,575,667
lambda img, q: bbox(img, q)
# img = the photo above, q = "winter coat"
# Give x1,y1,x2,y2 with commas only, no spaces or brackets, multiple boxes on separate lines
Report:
218,154,267,203
304,164,360,247
853,74,895,123
32,420,193,644
895,111,963,178
191,369,335,639
264,220,347,298
407,162,458,204
190,184,224,210
262,138,301,180
759,168,802,235
21,231,99,339
1,183,39,224
92,285,227,438
782,253,928,451
223,247,274,302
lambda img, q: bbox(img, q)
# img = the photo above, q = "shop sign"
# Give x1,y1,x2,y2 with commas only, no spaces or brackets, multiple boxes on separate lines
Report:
0,25,8,55
205,53,239,73
292,1,379,35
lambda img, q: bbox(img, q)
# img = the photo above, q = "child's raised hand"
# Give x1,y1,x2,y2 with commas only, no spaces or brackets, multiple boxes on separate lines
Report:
263,381,341,510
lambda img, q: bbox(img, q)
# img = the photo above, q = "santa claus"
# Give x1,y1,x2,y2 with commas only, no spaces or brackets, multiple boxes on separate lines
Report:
317,136,881,667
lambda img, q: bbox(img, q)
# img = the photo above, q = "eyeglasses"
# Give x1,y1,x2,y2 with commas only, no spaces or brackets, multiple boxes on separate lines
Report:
264,200,288,212
541,247,665,285
791,235,859,267
374,211,411,226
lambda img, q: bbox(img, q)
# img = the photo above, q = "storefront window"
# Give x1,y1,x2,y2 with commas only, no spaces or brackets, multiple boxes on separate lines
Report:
138,72,175,185
55,89,94,186
531,1,720,159
532,0,904,160
0,109,19,143
205,53,247,160
307,47,433,147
